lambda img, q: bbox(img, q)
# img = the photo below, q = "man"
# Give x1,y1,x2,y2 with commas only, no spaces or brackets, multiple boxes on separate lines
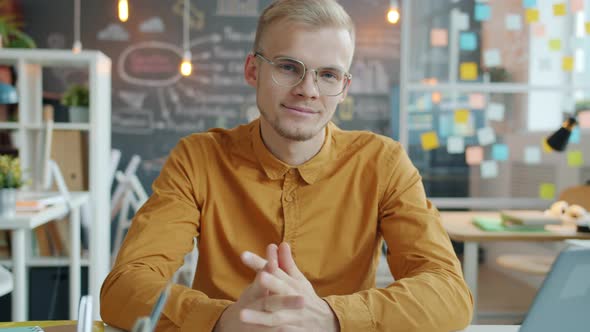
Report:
100,0,473,331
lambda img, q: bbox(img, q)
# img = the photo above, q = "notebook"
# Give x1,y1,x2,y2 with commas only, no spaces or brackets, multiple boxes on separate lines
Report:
519,247,590,332
472,216,549,232
0,327,43,332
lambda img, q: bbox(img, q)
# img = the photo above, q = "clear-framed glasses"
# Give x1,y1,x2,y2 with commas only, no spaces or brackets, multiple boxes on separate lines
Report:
254,52,352,97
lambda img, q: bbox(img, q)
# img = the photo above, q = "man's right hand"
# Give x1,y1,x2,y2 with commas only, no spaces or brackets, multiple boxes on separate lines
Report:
213,245,306,332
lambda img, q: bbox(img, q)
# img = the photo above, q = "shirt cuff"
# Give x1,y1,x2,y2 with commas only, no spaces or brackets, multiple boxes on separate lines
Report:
323,294,375,332
180,298,234,332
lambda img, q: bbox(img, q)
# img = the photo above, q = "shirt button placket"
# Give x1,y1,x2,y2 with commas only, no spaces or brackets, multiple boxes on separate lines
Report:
282,169,297,242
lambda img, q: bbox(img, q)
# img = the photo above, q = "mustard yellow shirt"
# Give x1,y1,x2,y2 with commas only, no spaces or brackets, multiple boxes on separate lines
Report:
100,119,473,332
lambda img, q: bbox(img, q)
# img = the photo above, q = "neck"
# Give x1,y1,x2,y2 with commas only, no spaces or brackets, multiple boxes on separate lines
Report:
259,120,326,166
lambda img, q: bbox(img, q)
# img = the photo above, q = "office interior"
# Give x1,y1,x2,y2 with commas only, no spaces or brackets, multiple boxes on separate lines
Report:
0,0,589,328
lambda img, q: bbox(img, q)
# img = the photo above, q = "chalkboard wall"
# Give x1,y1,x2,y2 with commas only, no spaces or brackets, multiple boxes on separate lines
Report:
22,0,400,191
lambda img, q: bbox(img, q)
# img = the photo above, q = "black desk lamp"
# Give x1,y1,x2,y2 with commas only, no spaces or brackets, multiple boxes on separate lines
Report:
545,116,577,151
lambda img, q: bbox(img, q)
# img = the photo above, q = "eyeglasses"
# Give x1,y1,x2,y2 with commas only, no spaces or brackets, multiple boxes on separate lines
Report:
254,52,351,96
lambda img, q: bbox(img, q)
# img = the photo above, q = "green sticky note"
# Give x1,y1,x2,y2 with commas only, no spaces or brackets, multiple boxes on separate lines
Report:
539,183,556,200
567,150,584,167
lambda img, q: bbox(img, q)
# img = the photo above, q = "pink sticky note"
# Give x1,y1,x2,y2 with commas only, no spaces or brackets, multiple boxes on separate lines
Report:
578,110,590,128
532,24,545,37
469,93,486,109
571,0,584,12
431,29,448,47
466,146,484,166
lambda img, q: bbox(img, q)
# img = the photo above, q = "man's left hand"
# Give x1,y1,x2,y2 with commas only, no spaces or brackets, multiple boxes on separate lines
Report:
241,243,340,332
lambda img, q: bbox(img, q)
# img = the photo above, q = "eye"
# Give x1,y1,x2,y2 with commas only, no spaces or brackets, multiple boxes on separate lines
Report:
275,60,302,75
319,69,342,81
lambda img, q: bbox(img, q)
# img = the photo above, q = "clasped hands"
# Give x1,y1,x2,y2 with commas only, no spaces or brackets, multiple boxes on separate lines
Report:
214,242,339,332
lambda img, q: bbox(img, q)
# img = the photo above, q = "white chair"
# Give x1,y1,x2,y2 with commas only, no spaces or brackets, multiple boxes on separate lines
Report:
0,265,13,297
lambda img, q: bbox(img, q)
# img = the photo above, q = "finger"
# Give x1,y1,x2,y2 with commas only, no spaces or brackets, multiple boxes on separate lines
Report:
240,308,302,327
265,243,279,273
278,242,305,280
241,250,268,271
259,271,296,295
249,294,305,312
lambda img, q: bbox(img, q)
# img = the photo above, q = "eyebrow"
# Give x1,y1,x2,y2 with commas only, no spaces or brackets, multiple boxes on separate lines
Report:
273,53,347,72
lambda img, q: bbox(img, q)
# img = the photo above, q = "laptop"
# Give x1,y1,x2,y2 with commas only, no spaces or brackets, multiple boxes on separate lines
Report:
519,247,590,332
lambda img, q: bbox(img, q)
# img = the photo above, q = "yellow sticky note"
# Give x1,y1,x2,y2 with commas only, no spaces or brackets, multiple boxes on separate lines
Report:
549,39,561,51
586,22,590,34
539,183,556,200
525,9,539,23
542,139,553,153
553,3,567,16
460,62,477,81
421,131,440,151
562,56,574,71
454,109,470,124
567,150,584,167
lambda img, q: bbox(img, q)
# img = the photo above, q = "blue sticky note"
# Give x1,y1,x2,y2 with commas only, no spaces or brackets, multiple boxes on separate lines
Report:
523,0,537,8
460,32,477,51
475,4,491,21
569,127,581,144
492,144,509,161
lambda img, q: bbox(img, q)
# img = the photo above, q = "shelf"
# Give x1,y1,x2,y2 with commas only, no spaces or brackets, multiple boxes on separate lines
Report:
0,122,20,130
22,123,90,131
0,256,90,268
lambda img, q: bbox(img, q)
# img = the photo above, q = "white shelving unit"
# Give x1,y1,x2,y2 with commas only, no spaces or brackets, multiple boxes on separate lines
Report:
0,49,111,319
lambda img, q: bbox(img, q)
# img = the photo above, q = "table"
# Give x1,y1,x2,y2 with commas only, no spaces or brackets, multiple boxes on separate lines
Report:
0,192,89,322
440,211,590,323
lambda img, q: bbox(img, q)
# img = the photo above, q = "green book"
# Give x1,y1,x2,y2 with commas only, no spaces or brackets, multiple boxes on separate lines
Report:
0,327,44,332
472,216,549,232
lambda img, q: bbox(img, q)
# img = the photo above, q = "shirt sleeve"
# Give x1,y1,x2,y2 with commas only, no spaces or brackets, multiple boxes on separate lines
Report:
100,137,233,332
324,142,473,332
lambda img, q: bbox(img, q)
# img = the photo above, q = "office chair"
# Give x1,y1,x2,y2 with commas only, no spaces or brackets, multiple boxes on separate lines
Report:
496,184,590,275
0,265,13,297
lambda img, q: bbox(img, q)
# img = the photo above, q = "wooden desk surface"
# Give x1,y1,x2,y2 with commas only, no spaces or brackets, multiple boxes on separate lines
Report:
440,211,590,242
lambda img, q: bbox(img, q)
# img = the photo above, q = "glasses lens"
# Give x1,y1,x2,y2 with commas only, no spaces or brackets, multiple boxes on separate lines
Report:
316,68,346,96
271,58,305,86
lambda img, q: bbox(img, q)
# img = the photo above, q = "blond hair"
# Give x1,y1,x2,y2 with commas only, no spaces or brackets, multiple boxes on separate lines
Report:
253,0,355,53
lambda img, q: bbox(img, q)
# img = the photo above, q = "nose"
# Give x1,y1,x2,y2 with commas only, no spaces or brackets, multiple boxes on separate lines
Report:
292,69,320,98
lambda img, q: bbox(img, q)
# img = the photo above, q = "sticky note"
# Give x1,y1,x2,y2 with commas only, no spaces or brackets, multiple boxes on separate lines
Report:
432,92,442,104
579,110,590,128
526,9,539,23
549,39,561,51
524,146,541,164
477,127,496,146
562,56,574,72
542,138,553,153
586,22,590,34
484,49,501,67
466,146,484,165
431,29,448,47
567,150,584,167
523,0,536,8
506,14,522,31
421,131,440,151
553,3,566,16
539,58,552,71
447,136,465,154
457,12,470,30
539,183,556,200
469,93,486,109
571,0,584,12
532,24,545,37
439,114,453,138
486,103,505,121
460,32,477,51
569,127,580,144
455,109,471,124
475,4,491,21
460,62,478,80
492,144,509,161
481,160,499,179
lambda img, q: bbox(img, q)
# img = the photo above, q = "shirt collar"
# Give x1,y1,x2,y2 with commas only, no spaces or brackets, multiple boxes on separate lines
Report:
250,119,334,185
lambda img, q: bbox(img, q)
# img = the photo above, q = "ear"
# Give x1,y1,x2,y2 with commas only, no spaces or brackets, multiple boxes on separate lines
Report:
337,77,352,104
244,53,259,88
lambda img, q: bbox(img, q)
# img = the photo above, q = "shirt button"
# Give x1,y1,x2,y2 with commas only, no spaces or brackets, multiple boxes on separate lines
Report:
284,194,293,202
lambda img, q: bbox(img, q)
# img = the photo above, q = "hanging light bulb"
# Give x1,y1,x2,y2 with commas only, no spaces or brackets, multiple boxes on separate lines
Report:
118,0,129,22
180,51,192,76
180,0,192,76
387,0,400,25
72,0,82,52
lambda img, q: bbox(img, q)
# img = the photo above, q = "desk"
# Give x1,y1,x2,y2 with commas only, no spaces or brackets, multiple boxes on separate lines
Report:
440,211,590,323
0,192,89,322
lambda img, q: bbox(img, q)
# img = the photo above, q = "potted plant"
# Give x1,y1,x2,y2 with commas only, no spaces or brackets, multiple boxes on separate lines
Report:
0,6,36,48
575,99,590,114
61,84,89,123
0,154,23,218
